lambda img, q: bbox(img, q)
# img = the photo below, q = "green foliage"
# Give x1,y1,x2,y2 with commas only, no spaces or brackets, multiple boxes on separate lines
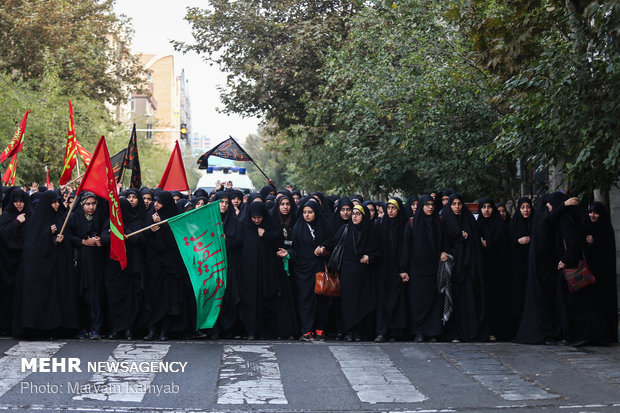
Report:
0,71,111,185
175,0,361,128
0,0,145,105
181,0,620,198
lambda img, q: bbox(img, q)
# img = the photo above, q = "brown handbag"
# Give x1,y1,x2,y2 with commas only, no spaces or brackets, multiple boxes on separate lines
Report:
315,262,341,297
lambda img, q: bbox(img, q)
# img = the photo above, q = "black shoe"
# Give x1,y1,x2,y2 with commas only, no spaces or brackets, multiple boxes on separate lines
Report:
158,332,168,341
89,331,102,340
414,334,425,343
247,334,255,341
374,334,386,343
75,329,88,340
124,330,133,341
194,330,208,340
344,333,353,342
143,329,157,341
210,332,220,340
107,331,121,340
353,333,361,342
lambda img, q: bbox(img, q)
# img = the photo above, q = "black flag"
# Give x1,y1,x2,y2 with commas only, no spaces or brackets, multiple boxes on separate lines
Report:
110,148,127,182
122,124,141,188
196,136,253,169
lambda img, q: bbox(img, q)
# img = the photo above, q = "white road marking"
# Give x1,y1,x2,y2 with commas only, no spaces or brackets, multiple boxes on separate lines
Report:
329,345,427,404
0,341,65,397
216,344,287,405
72,343,170,402
551,348,620,384
433,344,558,401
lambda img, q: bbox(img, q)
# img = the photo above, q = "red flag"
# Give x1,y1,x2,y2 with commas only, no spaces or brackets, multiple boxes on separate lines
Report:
157,141,189,191
77,136,127,269
0,110,30,164
76,140,92,167
59,101,79,185
2,152,18,185
45,166,50,187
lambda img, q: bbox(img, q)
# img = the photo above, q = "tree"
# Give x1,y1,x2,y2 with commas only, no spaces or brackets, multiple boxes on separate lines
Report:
453,0,620,195
0,0,145,105
175,0,362,128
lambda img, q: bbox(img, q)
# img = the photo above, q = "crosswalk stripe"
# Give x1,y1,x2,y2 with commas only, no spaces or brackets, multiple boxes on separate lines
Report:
72,343,170,402
433,344,558,401
552,348,620,384
0,341,65,398
217,344,287,405
329,345,427,403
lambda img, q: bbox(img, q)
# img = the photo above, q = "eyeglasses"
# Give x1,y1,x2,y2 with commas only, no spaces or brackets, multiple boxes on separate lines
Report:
425,202,434,206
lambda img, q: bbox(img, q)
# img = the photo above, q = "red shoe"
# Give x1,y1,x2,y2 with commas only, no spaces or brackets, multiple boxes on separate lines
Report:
299,331,314,342
315,330,325,341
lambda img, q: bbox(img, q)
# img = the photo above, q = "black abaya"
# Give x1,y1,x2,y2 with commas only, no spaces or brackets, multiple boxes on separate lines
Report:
402,195,444,339
441,194,486,342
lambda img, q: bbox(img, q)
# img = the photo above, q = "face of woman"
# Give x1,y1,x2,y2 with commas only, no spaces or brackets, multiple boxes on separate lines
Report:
520,202,531,219
497,206,507,220
589,210,599,223
423,200,434,216
303,206,315,223
219,198,229,213
197,199,205,207
251,215,263,226
340,205,352,221
442,195,450,206
13,200,24,212
451,199,463,215
480,203,493,218
127,193,139,208
279,198,291,216
386,203,398,219
231,197,241,207
351,209,363,225
411,200,418,216
142,195,153,209
51,200,60,211
154,200,162,212
82,197,97,215
377,206,385,218
367,204,376,220
293,194,301,204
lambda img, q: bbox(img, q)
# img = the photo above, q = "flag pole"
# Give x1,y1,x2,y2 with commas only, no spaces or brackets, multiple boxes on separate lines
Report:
227,136,275,188
67,172,86,186
58,194,79,236
125,218,171,238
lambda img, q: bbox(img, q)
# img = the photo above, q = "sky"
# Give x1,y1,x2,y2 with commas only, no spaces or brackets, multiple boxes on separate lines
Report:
113,0,260,145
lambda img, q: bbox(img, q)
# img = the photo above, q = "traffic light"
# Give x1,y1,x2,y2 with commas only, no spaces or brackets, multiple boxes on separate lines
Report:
180,123,188,140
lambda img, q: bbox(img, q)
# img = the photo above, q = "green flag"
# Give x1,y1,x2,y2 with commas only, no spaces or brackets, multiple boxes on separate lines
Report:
168,202,227,329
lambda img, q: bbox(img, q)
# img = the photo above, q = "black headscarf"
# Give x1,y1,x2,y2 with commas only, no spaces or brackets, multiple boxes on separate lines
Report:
153,191,178,221
476,197,504,246
405,196,419,219
332,197,354,229
270,193,297,239
411,194,442,275
260,185,276,200
511,197,533,241
0,188,32,228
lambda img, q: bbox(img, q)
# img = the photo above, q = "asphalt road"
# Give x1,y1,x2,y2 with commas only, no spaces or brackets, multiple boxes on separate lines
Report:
0,338,619,412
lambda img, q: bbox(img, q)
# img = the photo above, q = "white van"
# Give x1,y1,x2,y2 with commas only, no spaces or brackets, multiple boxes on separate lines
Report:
195,156,255,195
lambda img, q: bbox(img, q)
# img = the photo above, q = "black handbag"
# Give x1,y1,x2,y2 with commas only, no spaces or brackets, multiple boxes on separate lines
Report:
327,225,348,273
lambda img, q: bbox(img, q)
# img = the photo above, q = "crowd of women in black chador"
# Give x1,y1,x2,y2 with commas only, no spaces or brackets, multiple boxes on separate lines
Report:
0,180,617,345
